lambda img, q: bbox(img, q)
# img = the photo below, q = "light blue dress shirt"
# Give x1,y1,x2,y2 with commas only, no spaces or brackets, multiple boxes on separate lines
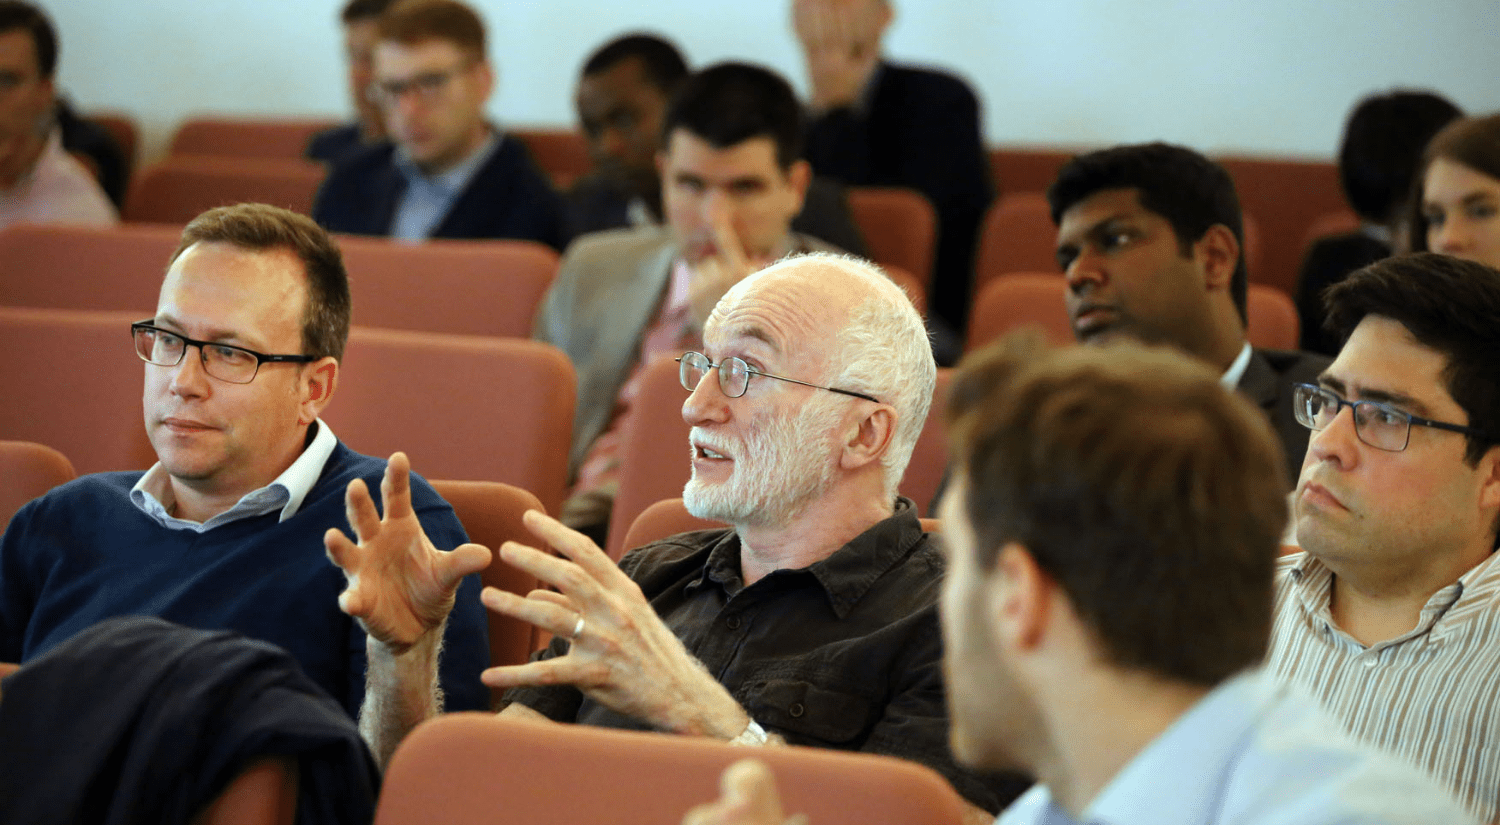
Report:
389,130,501,241
997,669,1476,825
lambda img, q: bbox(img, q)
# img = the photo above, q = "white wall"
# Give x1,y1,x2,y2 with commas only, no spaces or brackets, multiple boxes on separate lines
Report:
48,0,1500,163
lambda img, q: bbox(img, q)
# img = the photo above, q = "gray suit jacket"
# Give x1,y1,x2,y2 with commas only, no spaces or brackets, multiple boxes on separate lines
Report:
533,225,840,475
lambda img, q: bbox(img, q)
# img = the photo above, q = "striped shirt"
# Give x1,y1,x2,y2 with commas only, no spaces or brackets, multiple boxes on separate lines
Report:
1269,550,1500,821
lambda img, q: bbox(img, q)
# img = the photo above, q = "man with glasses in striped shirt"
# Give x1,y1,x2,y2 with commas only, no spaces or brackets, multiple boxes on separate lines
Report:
1271,252,1500,821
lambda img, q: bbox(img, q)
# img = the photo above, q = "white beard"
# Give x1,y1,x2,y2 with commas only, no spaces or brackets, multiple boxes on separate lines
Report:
684,393,844,529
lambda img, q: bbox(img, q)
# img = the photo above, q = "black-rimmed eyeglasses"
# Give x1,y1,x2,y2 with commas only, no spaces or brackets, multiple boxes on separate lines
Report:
676,351,880,404
131,321,317,385
1292,383,1492,452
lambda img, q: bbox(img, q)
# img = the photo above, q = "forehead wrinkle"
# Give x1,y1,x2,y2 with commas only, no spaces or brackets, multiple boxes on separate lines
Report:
708,285,834,369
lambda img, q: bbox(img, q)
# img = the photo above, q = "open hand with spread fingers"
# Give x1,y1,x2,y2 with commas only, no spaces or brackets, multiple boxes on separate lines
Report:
683,760,807,825
480,510,752,738
324,452,492,654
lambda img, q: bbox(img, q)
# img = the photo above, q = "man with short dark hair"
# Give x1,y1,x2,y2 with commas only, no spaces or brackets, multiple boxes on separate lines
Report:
564,32,866,254
306,0,398,166
686,333,1474,824
312,0,566,247
1272,252,1500,821
0,0,115,228
0,203,490,718
537,61,852,542
331,253,1028,818
1049,142,1330,483
1295,91,1462,355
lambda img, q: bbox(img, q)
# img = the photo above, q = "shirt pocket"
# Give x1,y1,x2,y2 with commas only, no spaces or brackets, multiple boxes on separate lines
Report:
746,678,880,745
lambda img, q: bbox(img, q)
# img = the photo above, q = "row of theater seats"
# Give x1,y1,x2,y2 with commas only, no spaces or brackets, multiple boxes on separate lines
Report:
98,114,1350,299
0,222,1295,553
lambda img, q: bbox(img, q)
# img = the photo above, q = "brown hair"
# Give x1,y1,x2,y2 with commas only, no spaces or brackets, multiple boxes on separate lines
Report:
946,333,1288,686
377,0,485,58
171,204,351,361
1405,114,1500,253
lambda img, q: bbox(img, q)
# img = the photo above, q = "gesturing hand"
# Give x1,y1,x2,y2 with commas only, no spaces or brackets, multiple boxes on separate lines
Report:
792,0,886,111
683,760,807,825
324,452,491,654
481,510,750,738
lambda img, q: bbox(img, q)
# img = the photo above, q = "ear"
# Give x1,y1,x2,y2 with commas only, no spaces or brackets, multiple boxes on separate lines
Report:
1194,224,1239,292
473,60,496,101
1477,444,1500,517
298,357,339,425
987,543,1052,652
839,403,895,472
786,159,812,211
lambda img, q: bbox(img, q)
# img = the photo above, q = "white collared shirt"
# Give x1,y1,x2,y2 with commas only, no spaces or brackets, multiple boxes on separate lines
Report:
1221,341,1253,389
129,419,339,532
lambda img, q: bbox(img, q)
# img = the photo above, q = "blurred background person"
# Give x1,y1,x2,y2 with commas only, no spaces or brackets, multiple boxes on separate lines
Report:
1295,90,1461,355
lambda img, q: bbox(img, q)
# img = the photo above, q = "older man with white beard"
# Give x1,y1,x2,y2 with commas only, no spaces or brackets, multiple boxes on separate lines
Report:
325,252,1030,817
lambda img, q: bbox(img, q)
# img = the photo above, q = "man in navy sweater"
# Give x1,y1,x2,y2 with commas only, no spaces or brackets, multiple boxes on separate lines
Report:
0,203,490,717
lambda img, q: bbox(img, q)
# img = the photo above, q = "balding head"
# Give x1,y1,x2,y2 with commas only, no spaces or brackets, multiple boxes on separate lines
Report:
709,253,934,497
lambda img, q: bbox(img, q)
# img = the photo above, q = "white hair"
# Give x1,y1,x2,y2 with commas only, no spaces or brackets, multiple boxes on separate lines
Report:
718,252,935,501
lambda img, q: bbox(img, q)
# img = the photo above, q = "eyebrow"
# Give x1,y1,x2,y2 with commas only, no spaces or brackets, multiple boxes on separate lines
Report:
152,314,252,348
1316,374,1433,417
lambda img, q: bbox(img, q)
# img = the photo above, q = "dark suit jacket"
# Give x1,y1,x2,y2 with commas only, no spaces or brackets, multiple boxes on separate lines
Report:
1239,347,1333,484
804,61,993,332
562,173,869,257
1294,232,1389,356
305,121,375,167
312,133,568,250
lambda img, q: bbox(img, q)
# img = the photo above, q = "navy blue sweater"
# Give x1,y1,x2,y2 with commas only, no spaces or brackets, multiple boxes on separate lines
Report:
0,442,490,716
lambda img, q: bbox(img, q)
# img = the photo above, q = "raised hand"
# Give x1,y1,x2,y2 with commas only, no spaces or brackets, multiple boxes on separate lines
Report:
324,452,491,653
792,0,887,111
480,510,750,738
683,760,806,825
688,207,778,330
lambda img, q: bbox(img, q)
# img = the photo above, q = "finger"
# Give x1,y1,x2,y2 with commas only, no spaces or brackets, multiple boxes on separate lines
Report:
498,541,606,605
481,657,597,690
722,760,786,822
527,589,575,610
343,477,381,542
480,586,578,637
323,525,360,573
434,542,493,589
709,208,750,278
522,510,635,589
380,451,414,522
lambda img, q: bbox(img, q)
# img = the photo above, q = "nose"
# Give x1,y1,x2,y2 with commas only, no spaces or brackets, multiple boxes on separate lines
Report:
681,367,731,427
1063,246,1108,294
1431,218,1469,255
1305,402,1360,470
167,345,212,399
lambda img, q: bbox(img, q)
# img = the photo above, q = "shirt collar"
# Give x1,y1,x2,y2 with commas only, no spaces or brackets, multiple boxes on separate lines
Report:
393,128,500,196
693,498,924,619
1083,670,1268,825
1286,548,1500,645
1220,341,1253,389
129,420,339,532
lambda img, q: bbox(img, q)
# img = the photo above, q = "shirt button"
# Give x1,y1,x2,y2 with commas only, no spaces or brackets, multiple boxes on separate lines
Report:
1363,654,1378,668
789,703,805,718
725,616,741,630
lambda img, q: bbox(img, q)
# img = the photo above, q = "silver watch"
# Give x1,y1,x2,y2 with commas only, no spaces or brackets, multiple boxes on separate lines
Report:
728,719,769,746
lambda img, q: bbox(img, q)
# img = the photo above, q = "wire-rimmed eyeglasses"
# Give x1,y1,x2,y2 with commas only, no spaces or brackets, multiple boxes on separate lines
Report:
676,351,880,404
131,321,317,385
1291,382,1492,452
